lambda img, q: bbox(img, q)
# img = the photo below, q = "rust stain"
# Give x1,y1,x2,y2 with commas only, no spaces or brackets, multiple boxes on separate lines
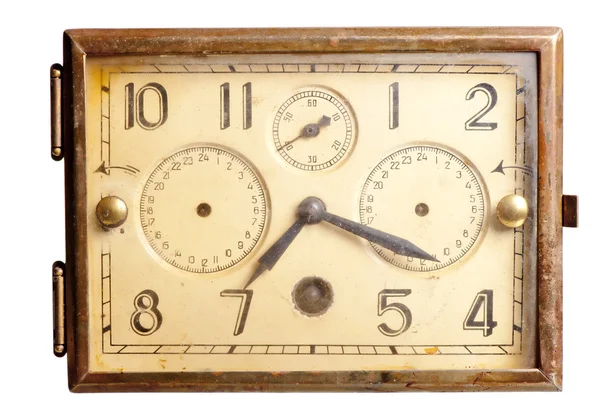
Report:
95,354,106,369
424,347,439,355
329,37,340,47
473,372,489,385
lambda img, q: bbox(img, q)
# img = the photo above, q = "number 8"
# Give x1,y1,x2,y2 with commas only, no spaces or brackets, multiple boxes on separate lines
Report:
130,289,163,336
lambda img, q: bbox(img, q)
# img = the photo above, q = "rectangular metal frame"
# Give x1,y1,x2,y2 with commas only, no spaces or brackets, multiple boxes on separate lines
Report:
61,27,563,392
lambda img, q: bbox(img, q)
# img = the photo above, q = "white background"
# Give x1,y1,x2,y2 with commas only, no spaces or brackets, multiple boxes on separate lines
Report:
0,0,590,397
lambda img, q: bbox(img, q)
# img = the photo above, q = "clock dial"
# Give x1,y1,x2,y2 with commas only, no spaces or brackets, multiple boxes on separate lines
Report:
84,53,538,375
359,145,486,271
273,88,355,171
139,146,268,273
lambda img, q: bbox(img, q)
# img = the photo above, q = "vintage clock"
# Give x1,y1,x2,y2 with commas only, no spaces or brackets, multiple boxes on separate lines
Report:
50,28,578,392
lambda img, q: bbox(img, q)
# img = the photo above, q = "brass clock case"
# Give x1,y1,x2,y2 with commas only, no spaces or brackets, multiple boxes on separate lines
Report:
52,27,573,392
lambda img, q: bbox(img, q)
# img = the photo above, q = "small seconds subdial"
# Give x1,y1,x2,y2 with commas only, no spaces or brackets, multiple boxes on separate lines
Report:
273,89,355,171
359,145,485,271
140,146,268,273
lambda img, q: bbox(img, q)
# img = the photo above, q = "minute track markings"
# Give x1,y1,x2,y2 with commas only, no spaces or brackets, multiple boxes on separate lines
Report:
140,146,268,273
273,89,355,172
360,145,485,271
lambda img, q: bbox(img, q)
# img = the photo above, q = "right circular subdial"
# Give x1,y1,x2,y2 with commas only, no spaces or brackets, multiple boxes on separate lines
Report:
359,145,485,272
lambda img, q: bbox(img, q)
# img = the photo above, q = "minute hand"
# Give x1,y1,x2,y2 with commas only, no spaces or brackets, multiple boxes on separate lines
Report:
322,212,438,262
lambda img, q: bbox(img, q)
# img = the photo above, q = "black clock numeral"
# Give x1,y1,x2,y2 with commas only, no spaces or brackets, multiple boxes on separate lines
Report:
125,82,168,130
465,83,498,131
220,289,253,336
220,82,252,130
389,82,399,129
463,289,497,337
242,82,252,129
377,289,412,336
220,83,230,129
130,289,163,336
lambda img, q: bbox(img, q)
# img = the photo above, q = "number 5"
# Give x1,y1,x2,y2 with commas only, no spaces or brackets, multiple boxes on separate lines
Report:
377,289,412,336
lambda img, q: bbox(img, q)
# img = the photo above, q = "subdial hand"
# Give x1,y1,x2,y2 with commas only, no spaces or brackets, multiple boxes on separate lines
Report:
276,115,331,151
302,196,438,262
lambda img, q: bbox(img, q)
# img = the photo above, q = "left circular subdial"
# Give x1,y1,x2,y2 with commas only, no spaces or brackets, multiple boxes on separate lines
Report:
273,89,355,171
140,146,269,273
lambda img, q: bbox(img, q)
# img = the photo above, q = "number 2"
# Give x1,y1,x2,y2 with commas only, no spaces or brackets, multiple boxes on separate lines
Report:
465,83,498,131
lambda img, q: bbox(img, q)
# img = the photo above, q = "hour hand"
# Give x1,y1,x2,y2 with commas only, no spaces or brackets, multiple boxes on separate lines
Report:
243,219,305,289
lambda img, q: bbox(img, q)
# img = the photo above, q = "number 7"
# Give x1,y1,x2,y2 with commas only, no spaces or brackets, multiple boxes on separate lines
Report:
220,289,253,336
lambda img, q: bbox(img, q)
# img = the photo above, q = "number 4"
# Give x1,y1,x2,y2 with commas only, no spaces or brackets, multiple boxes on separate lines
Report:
463,290,497,337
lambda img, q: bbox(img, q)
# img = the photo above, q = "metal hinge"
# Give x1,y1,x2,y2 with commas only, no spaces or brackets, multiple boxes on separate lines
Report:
53,261,66,357
562,195,578,228
50,64,63,161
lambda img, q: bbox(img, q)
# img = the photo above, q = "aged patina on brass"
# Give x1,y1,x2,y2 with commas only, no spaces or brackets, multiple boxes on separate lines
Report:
497,194,529,228
95,196,128,229
51,27,574,392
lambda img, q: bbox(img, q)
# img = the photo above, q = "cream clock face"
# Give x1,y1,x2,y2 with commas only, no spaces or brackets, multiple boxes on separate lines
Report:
85,53,538,373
